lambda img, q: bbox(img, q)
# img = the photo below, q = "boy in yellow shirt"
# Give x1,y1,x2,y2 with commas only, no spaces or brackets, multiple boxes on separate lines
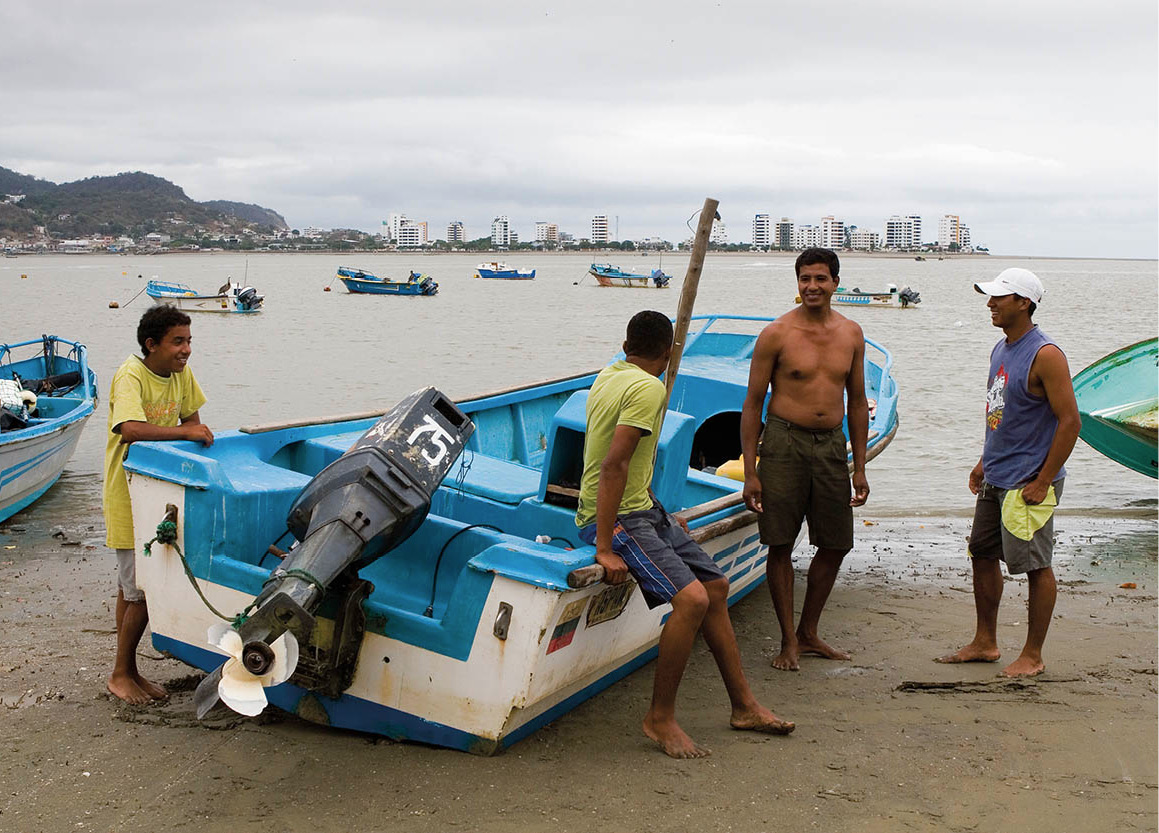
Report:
103,305,213,704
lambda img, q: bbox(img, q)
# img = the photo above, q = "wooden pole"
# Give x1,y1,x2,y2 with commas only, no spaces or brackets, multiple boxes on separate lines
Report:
663,196,718,409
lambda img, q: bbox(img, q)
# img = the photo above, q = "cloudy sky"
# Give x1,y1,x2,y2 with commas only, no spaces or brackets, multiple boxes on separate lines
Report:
2,0,1156,257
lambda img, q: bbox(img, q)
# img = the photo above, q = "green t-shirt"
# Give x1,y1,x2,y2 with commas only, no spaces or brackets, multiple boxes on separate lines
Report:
103,355,207,549
575,360,666,528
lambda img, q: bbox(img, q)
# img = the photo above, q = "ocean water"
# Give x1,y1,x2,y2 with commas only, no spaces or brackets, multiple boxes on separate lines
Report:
1,251,1156,519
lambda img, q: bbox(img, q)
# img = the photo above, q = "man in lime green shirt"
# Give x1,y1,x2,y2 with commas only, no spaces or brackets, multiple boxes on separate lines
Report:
103,305,213,704
576,311,794,759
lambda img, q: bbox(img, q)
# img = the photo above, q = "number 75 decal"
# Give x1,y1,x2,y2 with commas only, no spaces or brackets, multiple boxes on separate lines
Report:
407,415,455,465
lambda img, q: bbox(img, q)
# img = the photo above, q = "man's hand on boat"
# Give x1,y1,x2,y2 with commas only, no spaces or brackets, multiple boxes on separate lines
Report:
118,418,214,447
743,474,763,514
181,423,215,446
595,549,631,584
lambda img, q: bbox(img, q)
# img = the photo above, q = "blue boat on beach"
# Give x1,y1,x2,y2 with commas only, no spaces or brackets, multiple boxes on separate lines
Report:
589,263,670,288
337,267,439,296
1072,338,1157,478
0,336,97,523
475,262,535,280
123,315,897,753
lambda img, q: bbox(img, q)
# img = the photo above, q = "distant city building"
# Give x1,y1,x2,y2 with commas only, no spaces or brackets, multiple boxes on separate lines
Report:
775,217,794,249
591,214,609,244
385,212,408,243
535,222,559,244
396,220,427,247
791,224,821,250
710,218,728,245
849,227,881,250
559,231,575,245
820,216,845,250
884,214,923,250
752,214,771,248
509,231,519,246
637,236,669,250
447,221,465,243
937,214,971,249
491,215,511,248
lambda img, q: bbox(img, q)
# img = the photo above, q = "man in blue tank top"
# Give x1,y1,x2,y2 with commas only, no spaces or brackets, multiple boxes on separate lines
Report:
937,268,1080,677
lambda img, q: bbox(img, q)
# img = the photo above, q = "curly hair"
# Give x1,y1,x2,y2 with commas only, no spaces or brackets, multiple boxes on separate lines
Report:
137,304,191,357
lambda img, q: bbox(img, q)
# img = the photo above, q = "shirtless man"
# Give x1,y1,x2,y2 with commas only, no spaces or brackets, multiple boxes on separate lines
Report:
740,248,870,671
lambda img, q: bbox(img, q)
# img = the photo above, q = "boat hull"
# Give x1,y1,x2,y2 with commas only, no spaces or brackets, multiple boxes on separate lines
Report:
146,293,261,313
1073,338,1158,478
476,271,535,280
339,277,436,296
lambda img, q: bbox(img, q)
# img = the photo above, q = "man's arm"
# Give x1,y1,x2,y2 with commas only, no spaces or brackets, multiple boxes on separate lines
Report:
845,325,870,506
1022,345,1080,504
741,328,777,513
594,424,645,584
119,410,214,446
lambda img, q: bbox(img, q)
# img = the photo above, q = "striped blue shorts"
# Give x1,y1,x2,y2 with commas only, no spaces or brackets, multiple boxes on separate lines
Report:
578,505,725,609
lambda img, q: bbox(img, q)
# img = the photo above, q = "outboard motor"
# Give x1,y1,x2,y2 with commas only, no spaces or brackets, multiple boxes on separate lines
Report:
651,269,670,288
899,287,921,307
236,286,263,311
194,386,474,717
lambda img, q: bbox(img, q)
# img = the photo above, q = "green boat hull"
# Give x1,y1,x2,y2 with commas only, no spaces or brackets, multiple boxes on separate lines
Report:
1072,338,1158,479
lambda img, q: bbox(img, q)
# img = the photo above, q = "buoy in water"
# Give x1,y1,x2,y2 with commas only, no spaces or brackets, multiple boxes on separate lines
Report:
323,286,331,292
109,301,120,308
21,274,27,279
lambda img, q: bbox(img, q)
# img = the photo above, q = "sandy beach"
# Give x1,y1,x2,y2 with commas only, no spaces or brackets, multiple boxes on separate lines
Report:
1,506,1154,833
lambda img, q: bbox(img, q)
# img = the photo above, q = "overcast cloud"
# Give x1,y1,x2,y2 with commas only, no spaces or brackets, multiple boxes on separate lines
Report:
2,0,1155,257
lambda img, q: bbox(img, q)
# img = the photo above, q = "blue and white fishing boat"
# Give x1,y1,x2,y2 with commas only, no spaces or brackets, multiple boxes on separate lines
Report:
1072,338,1158,479
475,262,535,280
797,284,920,309
146,280,264,313
0,336,97,522
124,315,897,754
589,263,670,288
336,267,439,296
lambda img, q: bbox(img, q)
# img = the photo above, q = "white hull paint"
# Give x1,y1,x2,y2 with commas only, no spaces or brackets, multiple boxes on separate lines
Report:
0,416,90,521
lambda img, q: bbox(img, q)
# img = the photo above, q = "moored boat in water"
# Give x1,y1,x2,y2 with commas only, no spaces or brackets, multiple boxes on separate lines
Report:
337,267,439,296
589,263,670,288
0,336,98,522
146,280,264,313
124,314,898,753
1072,338,1158,478
475,262,535,280
797,284,921,308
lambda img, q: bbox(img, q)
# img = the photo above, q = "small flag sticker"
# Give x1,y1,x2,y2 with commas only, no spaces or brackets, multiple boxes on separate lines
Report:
546,598,588,654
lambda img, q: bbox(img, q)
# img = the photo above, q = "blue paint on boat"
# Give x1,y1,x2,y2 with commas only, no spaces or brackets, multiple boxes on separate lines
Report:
336,267,439,296
475,262,535,280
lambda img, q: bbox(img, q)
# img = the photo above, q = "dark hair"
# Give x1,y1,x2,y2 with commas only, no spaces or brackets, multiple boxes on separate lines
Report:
137,304,191,357
625,310,673,360
1027,301,1037,319
794,247,840,279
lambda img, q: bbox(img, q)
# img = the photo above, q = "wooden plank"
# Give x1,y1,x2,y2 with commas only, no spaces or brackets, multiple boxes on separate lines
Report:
544,484,580,499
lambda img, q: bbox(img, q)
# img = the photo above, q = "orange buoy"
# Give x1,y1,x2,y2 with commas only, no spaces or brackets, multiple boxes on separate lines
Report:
109,301,120,308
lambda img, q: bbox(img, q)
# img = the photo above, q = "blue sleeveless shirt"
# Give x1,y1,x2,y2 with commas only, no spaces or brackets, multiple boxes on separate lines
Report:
982,326,1065,489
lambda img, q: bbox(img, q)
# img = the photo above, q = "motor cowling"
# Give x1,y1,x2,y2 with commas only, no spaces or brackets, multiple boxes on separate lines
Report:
236,286,263,310
899,287,921,307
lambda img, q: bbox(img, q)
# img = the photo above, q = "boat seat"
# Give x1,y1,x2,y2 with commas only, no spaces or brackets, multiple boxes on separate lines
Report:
442,453,541,505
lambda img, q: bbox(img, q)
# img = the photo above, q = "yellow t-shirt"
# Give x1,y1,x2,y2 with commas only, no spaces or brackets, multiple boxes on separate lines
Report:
102,355,206,549
575,360,666,528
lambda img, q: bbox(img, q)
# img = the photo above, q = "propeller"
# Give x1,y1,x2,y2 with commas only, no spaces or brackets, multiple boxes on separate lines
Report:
195,623,299,718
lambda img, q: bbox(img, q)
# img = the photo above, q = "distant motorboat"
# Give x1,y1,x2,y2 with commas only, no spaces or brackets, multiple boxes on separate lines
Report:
1072,338,1157,479
337,267,439,296
797,284,921,308
589,263,670,288
475,262,535,280
146,280,264,313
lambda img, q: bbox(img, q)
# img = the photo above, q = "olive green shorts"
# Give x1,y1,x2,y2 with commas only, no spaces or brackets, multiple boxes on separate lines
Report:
968,479,1063,574
757,416,853,551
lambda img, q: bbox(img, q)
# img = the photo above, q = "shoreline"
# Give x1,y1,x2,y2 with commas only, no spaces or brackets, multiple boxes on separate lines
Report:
1,508,1154,832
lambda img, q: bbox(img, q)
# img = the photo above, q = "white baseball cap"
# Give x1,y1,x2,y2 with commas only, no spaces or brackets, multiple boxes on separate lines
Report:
974,267,1044,304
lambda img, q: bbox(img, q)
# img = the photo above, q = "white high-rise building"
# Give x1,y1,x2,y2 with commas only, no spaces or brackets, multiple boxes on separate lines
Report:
447,221,465,243
938,214,971,249
591,214,609,244
396,220,427,247
775,218,794,249
535,222,559,244
491,216,511,248
710,218,728,245
752,214,771,249
791,224,821,250
884,214,923,250
385,212,408,243
820,216,845,250
849,227,881,250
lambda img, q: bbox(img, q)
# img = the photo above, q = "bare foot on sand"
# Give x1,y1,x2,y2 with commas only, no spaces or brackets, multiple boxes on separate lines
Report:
107,674,151,705
771,644,800,671
730,705,795,736
798,634,851,661
1002,656,1045,677
643,715,711,759
935,644,1001,664
136,675,168,700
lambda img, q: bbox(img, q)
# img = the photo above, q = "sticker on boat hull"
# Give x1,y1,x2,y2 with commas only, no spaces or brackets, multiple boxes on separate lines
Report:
546,598,588,654
586,581,635,627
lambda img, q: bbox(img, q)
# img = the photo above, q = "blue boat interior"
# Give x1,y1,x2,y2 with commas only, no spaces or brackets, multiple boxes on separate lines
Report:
0,337,97,436
125,317,897,659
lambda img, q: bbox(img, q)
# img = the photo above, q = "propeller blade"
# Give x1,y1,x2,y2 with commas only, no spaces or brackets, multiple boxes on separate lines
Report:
268,631,299,686
194,666,224,719
219,662,269,716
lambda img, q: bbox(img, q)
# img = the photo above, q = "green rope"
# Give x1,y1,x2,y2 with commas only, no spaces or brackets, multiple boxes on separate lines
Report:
142,519,240,624
265,568,326,597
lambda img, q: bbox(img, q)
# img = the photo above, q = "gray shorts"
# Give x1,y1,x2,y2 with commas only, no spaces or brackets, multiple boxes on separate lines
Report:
969,479,1064,574
116,548,145,602
578,505,726,609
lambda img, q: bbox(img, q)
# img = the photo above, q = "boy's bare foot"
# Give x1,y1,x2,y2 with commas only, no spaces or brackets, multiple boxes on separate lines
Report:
643,715,711,759
730,704,795,736
797,633,851,661
107,674,151,705
1002,656,1045,677
136,675,169,700
935,644,1001,664
771,644,799,671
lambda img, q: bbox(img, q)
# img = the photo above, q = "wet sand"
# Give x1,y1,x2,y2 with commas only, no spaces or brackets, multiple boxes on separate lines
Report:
1,511,1155,833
